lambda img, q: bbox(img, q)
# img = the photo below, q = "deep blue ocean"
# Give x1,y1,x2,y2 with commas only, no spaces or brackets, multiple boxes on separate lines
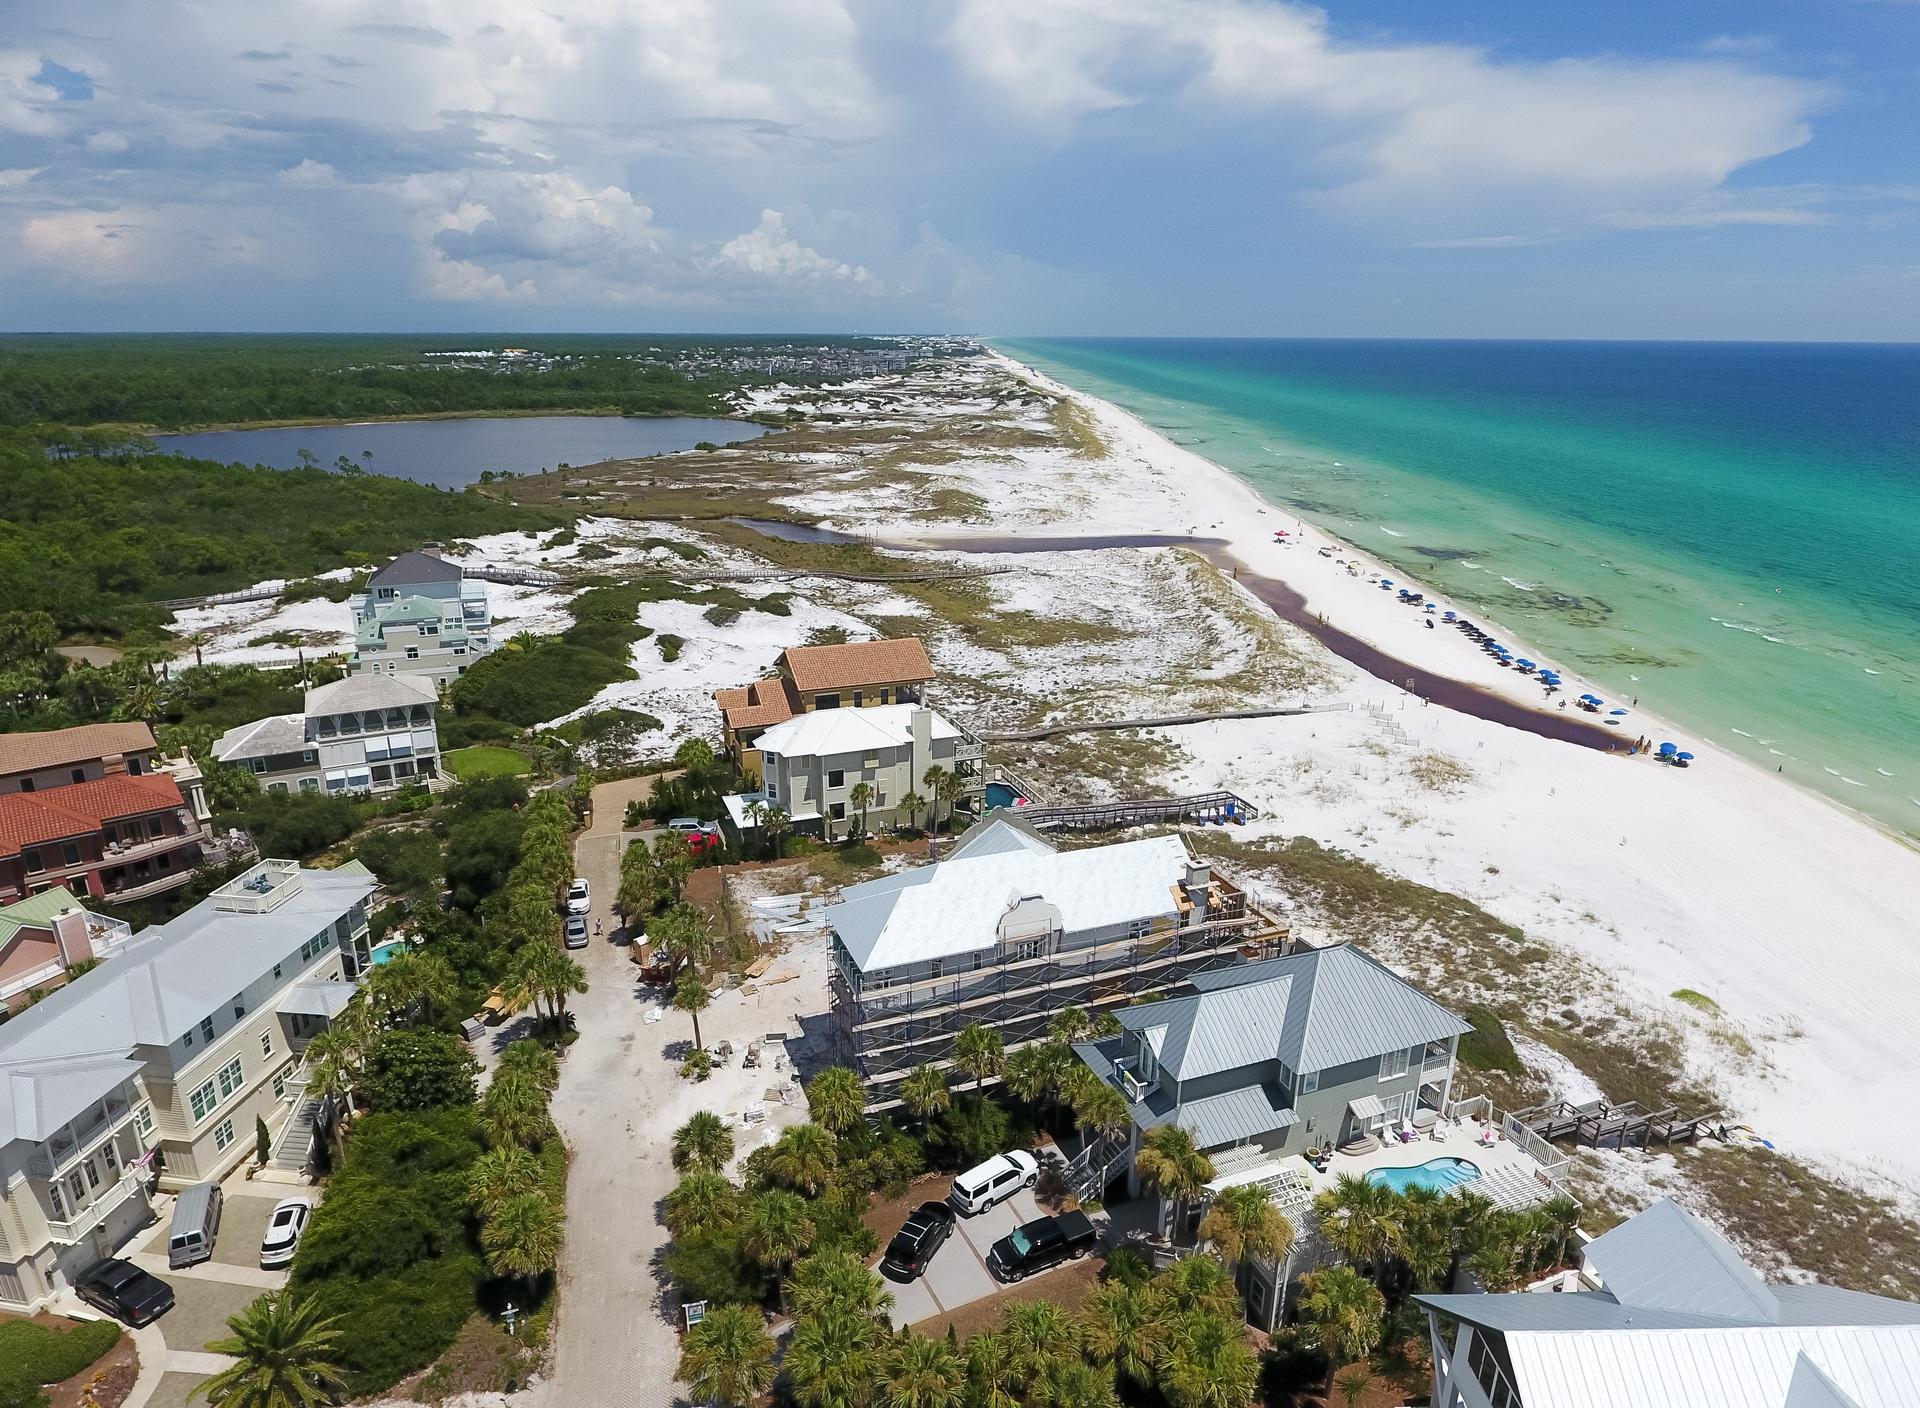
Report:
997,338,1920,837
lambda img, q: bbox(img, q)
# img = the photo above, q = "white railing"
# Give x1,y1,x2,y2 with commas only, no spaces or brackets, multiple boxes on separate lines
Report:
88,915,136,958
0,958,65,1003
1501,1112,1570,1187
46,1172,142,1244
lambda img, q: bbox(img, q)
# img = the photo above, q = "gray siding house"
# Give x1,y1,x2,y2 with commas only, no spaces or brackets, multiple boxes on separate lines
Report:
213,675,442,796
1420,1197,1920,1408
1074,946,1469,1192
348,546,493,690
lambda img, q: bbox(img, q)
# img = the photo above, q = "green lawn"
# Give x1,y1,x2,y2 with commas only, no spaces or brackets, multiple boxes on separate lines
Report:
443,746,530,780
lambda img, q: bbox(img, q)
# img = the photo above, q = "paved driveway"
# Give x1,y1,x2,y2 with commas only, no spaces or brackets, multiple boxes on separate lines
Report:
883,1189,1080,1328
152,1276,264,1353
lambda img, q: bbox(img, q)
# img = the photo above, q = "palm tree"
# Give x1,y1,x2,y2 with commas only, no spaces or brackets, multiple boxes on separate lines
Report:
897,789,925,834
516,943,588,1026
1048,1006,1094,1045
1052,1362,1118,1408
921,766,950,833
678,1303,776,1408
1334,1366,1374,1408
878,1332,964,1408
1197,1182,1293,1277
741,1189,814,1309
672,1111,735,1171
1295,1266,1385,1391
654,903,718,975
480,1191,565,1295
665,1170,739,1237
743,798,767,851
965,1332,1020,1408
1069,1079,1132,1158
935,773,967,834
1079,1280,1162,1390
785,1306,879,1408
191,1292,346,1408
899,1063,950,1133
790,1251,894,1322
187,630,210,669
848,781,875,838
1157,1308,1258,1408
1313,1174,1403,1285
673,972,711,1052
1396,1191,1455,1293
1103,1247,1151,1289
1539,1195,1583,1270
1002,1042,1064,1110
1135,1125,1215,1245
952,1022,1005,1093
478,1068,553,1150
1153,1255,1241,1320
367,950,458,1028
1000,1300,1080,1404
806,1066,866,1136
467,1145,541,1216
767,1122,837,1195
763,803,792,860
497,1040,560,1096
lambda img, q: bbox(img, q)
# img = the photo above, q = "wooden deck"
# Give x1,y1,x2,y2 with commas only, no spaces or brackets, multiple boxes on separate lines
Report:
1513,1099,1717,1151
1012,790,1258,833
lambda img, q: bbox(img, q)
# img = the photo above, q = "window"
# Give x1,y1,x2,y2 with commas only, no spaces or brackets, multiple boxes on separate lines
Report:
815,693,841,710
103,1142,117,1172
49,1183,65,1219
250,757,268,774
71,768,86,784
299,777,319,793
24,849,43,873
929,958,944,979
453,647,465,656
234,1000,246,1020
214,1118,235,1151
134,1104,154,1139
852,690,863,706
183,1028,193,1050
128,756,143,775
827,769,845,789
69,1173,84,1202
200,1017,216,1043
189,1079,218,1122
273,962,283,980
84,1157,100,1190
830,802,846,821
405,646,420,660
261,1031,274,1059
1379,1048,1413,1082
218,1057,245,1098
61,843,81,865
1300,1070,1320,1095
273,1067,289,1100
18,777,33,792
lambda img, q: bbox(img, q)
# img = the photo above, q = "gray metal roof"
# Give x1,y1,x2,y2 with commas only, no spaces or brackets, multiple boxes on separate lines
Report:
1416,1290,1749,1335
1115,944,1469,1079
279,980,357,1019
1788,1357,1863,1408
1586,1195,1780,1323
1170,1083,1298,1147
368,551,462,587
0,865,372,1144
305,673,437,716
212,712,308,763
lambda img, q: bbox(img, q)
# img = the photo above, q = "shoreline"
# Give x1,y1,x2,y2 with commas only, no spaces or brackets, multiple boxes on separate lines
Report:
130,406,769,436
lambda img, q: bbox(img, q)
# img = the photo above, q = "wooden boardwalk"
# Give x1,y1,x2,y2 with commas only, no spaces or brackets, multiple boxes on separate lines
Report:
984,703,1344,744
1514,1099,1716,1152
1013,789,1257,832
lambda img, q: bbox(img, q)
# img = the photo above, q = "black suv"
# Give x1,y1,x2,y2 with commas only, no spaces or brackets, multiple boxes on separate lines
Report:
880,1201,957,1281
75,1258,175,1326
987,1210,1097,1282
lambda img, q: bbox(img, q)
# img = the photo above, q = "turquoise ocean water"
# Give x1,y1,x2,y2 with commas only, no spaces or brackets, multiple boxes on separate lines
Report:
996,338,1920,840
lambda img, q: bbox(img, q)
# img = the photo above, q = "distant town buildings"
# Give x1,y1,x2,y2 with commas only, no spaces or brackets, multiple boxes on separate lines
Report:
348,545,494,690
0,723,213,908
213,674,442,796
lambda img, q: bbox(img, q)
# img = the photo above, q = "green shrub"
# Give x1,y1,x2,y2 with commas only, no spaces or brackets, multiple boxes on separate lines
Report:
363,1031,479,1112
278,576,355,606
213,791,357,859
355,826,444,895
703,605,741,627
0,1376,47,1408
1459,1005,1524,1075
448,641,632,727
0,1317,121,1385
658,635,685,662
662,1226,771,1306
304,1253,486,1397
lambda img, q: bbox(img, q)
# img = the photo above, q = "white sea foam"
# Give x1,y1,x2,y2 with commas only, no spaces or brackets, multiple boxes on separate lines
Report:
1379,526,1405,537
1824,767,1843,777
1842,777,1866,787
1878,769,1895,778
1501,576,1536,591
1462,561,1483,570
1865,668,1882,675
1731,728,1753,738
1769,749,1787,757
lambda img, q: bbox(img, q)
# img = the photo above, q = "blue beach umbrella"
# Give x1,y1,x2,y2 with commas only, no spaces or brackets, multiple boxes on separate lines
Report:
1658,742,1677,756
1676,751,1694,762
1609,708,1628,716
1443,611,1456,621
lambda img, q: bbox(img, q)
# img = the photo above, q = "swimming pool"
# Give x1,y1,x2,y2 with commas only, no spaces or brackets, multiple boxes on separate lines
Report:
1364,1157,1482,1194
369,938,410,966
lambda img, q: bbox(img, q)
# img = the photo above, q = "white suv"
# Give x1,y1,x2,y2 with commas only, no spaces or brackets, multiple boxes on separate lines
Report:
949,1150,1039,1216
566,879,590,915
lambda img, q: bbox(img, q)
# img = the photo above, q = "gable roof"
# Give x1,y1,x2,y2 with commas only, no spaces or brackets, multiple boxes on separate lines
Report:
756,704,962,760
826,815,1189,972
1416,1200,1920,1408
0,722,156,779
715,676,802,734
0,773,186,859
368,550,462,587
1114,945,1469,1079
212,713,307,764
780,638,933,694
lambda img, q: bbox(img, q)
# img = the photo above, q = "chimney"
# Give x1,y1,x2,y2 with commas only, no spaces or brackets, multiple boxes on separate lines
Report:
1183,859,1213,924
421,542,443,559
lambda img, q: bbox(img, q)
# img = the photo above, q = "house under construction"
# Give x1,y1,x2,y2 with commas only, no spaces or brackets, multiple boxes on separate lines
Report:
824,815,1292,1104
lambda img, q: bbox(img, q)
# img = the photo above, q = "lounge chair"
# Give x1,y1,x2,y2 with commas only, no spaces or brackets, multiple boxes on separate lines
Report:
1476,1125,1499,1148
1397,1120,1419,1143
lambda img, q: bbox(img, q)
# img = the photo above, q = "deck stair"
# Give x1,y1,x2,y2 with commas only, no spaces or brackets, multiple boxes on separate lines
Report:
1065,1131,1132,1203
267,1064,322,1174
1512,1099,1716,1152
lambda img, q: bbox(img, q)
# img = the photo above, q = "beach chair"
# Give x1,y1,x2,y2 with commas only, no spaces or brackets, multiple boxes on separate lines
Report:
1476,1125,1499,1148
1398,1120,1419,1143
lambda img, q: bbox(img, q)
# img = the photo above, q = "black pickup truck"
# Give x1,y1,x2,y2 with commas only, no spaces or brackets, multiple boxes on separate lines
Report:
986,1209,1097,1282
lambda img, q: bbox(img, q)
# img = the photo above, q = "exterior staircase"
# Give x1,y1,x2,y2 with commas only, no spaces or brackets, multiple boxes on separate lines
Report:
1065,1131,1131,1203
267,1064,322,1174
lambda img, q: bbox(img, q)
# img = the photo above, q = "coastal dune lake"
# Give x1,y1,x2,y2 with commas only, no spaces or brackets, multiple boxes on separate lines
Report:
155,414,772,489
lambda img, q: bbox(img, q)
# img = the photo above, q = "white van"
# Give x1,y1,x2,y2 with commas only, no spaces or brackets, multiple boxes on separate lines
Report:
167,1181,223,1269
948,1150,1039,1216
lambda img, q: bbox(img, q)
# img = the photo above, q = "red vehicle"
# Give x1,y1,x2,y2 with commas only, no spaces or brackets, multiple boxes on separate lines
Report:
687,830,724,857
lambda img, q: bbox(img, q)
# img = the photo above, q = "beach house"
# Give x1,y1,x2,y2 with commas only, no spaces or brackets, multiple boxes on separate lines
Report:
347,544,494,689
213,674,442,796
714,636,937,779
0,723,214,907
0,859,373,1312
721,703,983,839
824,814,1291,1101
1420,1197,1920,1408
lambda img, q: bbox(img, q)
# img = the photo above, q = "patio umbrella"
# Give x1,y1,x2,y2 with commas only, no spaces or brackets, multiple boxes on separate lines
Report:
1609,708,1628,716
1658,742,1677,756
1443,611,1456,621
1676,751,1694,762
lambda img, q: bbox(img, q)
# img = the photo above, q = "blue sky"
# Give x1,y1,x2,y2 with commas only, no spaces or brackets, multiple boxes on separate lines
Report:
2,1,1916,338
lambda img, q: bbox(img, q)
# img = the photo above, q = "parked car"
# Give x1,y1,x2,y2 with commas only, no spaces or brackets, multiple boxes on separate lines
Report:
167,1180,222,1268
566,879,591,915
986,1210,1097,1282
74,1258,175,1325
668,817,703,832
949,1149,1039,1216
259,1196,313,1269
564,913,589,950
880,1201,956,1281
687,830,724,857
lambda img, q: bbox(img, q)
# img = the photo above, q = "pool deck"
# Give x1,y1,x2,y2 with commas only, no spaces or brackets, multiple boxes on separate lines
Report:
1212,1116,1557,1212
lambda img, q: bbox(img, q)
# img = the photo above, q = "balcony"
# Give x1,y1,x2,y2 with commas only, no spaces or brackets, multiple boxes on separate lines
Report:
45,1171,144,1245
27,1095,134,1180
100,825,201,870
87,914,135,959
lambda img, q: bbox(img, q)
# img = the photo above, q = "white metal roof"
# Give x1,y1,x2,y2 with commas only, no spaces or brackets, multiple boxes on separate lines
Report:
304,673,437,715
755,704,961,762
212,712,307,763
827,816,1189,972
1585,1194,1780,1323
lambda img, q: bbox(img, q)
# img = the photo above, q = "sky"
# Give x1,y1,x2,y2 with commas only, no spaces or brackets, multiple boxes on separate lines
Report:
2,0,1917,339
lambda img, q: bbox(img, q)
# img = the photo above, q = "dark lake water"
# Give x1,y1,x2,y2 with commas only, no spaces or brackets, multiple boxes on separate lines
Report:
155,414,773,488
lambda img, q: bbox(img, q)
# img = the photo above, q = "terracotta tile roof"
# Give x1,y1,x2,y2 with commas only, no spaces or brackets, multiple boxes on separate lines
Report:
714,677,801,734
0,722,156,779
780,638,934,694
0,774,184,859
